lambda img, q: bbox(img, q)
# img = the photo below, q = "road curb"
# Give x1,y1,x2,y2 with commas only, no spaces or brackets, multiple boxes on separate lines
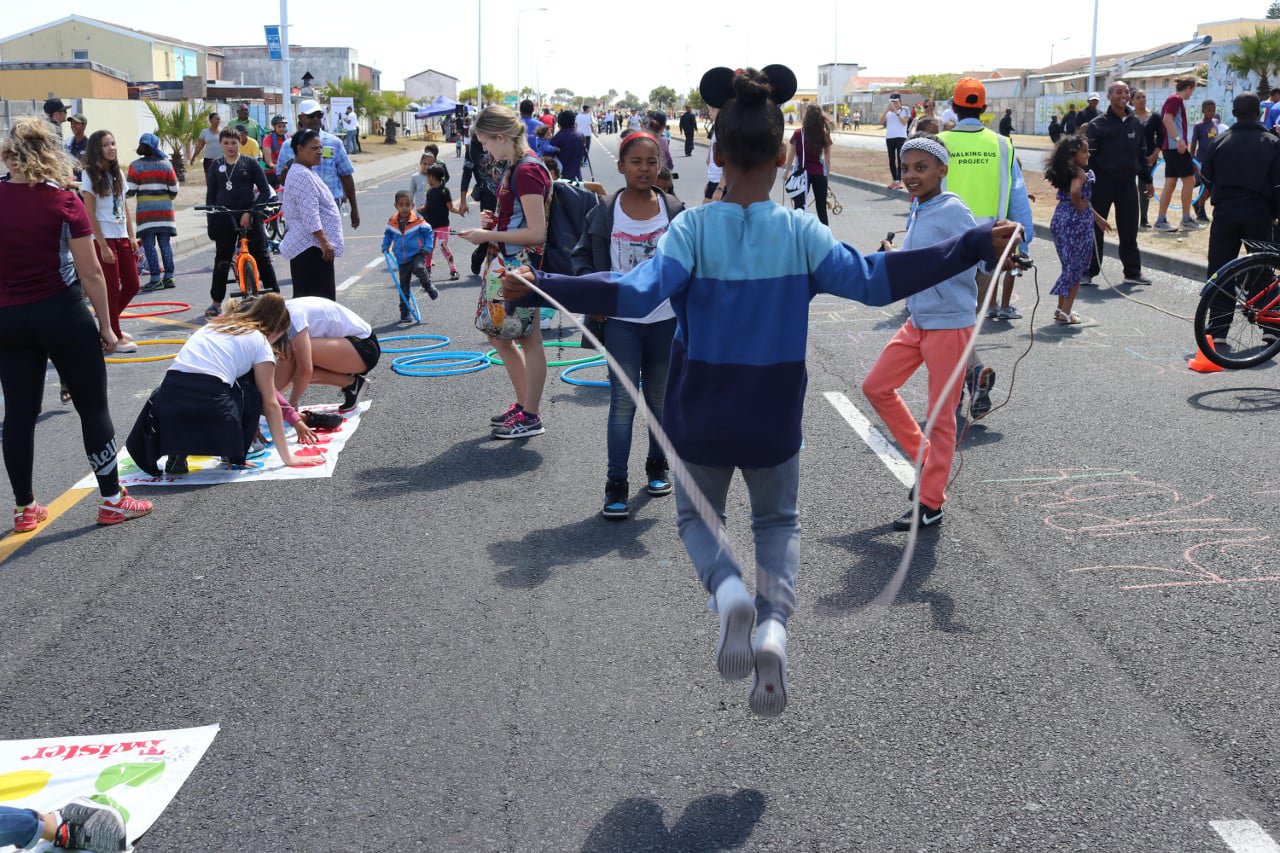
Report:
692,139,1207,282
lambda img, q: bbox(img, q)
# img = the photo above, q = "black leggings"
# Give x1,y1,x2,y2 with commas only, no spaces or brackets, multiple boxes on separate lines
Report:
791,173,830,226
210,215,278,303
289,246,337,301
0,286,119,504
886,137,906,182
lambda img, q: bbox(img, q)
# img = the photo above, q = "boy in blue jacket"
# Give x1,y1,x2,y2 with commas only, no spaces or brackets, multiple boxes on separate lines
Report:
382,190,437,322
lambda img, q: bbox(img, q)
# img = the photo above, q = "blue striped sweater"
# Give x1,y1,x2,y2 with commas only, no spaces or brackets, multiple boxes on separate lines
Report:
525,201,996,467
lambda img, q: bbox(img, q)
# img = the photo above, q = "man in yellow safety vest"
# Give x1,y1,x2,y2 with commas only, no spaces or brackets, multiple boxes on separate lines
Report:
937,78,1035,419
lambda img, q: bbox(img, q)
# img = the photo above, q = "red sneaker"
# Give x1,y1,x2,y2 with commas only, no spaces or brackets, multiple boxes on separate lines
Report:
13,502,48,533
97,488,153,525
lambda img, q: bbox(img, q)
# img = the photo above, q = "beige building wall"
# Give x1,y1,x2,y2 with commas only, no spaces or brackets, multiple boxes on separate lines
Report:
0,67,127,99
1197,19,1280,41
0,21,150,81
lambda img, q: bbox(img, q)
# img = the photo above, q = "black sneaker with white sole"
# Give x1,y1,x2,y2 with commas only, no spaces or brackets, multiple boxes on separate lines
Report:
645,459,673,496
339,374,368,413
892,503,943,531
490,402,522,425
491,411,544,439
601,478,629,519
967,365,995,420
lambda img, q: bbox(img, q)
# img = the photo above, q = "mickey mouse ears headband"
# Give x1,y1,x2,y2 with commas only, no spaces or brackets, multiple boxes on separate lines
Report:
699,65,798,108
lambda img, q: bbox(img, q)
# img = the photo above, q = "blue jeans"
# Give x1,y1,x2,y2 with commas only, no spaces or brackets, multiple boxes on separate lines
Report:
141,233,173,283
604,317,675,481
674,451,801,627
0,806,41,848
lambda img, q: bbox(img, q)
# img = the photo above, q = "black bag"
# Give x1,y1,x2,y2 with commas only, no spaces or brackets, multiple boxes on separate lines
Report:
543,180,600,275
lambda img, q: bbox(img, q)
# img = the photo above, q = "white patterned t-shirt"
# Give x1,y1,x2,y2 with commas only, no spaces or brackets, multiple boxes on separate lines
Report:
609,194,674,324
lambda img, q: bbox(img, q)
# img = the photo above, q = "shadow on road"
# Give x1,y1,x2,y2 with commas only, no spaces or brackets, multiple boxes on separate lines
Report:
1187,386,1280,414
353,436,542,497
581,789,766,853
814,527,970,634
489,514,658,589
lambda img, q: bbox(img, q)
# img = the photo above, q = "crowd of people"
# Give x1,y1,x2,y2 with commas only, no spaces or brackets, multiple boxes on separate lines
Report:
5,56,1278,742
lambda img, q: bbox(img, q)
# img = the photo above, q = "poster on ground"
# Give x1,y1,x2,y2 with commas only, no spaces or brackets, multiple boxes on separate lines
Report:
73,402,371,489
0,724,220,851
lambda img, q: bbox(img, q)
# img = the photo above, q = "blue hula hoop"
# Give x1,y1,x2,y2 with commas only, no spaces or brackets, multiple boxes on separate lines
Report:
1150,156,1208,209
392,350,490,377
560,359,610,387
381,334,450,354
385,251,421,322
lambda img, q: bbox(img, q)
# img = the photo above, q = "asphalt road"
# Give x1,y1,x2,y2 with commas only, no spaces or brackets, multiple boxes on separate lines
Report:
1,133,1278,852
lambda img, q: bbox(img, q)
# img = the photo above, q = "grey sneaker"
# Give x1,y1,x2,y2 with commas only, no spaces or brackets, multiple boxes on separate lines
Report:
1079,275,1096,287
749,619,789,717
57,796,127,852
1155,218,1179,232
1122,274,1153,286
1180,218,1203,230
713,577,756,681
985,305,999,320
967,365,996,420
996,305,1022,320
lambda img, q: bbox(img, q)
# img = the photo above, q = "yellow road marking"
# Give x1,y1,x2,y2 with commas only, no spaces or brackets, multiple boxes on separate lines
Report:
0,487,96,565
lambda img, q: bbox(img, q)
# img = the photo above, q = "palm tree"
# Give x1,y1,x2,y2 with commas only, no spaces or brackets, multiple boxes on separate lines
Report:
144,99,206,183
1226,27,1280,100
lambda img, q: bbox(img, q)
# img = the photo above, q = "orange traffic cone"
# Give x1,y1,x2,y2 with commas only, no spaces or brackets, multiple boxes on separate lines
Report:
1188,335,1224,373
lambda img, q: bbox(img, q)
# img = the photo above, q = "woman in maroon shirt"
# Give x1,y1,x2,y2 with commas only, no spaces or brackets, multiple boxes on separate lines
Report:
0,119,152,532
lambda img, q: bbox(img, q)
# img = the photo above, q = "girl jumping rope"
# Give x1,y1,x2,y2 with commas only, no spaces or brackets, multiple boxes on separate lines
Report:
502,67,1015,716
1044,134,1111,324
861,134,979,531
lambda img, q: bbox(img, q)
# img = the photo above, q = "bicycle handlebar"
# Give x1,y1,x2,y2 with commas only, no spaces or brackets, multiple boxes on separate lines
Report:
195,200,279,215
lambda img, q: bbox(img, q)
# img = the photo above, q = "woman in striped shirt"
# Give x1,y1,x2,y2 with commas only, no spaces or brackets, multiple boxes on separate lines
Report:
126,132,179,292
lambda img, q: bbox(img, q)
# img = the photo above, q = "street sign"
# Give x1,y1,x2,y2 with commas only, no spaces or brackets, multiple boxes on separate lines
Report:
265,25,283,61
504,95,518,107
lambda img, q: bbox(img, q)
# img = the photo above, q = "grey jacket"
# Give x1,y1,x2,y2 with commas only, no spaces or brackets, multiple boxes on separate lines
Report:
570,189,686,275
901,192,978,330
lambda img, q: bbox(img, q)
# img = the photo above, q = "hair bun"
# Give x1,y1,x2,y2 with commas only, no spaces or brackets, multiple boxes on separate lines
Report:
732,68,772,106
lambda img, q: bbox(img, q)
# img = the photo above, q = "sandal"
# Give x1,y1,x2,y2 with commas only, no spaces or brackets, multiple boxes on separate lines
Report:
1068,312,1082,325
1054,309,1070,324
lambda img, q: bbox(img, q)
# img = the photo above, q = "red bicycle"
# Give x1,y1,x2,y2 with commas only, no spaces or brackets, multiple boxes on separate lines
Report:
1193,239,1280,368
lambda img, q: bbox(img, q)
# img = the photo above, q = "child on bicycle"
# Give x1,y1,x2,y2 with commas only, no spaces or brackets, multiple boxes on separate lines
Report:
381,190,437,323
501,67,1014,717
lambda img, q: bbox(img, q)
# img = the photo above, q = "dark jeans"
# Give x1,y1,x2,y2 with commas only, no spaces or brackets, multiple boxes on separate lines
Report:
289,246,337,301
791,173,830,226
209,215,278,302
1204,215,1277,339
0,285,118,504
684,132,695,157
886,137,906,182
1088,177,1142,278
397,253,429,314
604,316,676,481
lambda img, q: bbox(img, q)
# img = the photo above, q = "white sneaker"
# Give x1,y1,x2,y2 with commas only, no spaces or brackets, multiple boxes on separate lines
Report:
713,575,755,681
114,340,139,353
997,305,1023,320
1155,219,1179,233
749,619,788,717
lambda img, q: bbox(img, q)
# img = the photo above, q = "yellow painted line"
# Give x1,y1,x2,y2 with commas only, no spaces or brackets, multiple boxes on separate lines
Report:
0,486,96,565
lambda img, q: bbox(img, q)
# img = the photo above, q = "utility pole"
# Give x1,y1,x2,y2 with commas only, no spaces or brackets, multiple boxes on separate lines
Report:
476,0,483,111
1088,0,1099,95
279,0,290,128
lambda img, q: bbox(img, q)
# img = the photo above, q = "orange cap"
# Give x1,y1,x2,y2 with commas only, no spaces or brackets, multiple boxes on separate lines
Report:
952,78,986,110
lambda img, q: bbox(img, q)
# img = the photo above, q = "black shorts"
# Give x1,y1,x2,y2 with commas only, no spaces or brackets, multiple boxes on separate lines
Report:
1163,148,1195,179
704,180,719,201
347,333,381,374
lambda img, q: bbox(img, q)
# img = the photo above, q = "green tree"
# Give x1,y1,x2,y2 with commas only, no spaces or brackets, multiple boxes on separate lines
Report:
1268,0,1280,18
458,84,503,105
317,77,379,117
1227,27,1280,99
616,90,644,110
648,86,678,110
685,88,706,112
903,73,961,102
143,99,206,183
553,87,575,99
375,92,414,120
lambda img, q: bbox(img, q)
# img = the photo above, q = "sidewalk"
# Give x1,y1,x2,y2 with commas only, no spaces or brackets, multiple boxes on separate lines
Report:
828,125,1052,153
168,148,426,259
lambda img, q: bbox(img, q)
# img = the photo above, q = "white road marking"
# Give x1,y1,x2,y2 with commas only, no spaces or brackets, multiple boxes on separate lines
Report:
337,275,361,292
364,256,384,269
1211,820,1280,853
822,391,916,488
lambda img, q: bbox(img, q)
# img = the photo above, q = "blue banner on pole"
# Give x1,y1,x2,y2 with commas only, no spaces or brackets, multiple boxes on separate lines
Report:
265,25,283,61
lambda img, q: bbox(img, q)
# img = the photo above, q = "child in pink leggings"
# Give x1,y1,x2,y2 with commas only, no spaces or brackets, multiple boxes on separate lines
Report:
862,134,978,531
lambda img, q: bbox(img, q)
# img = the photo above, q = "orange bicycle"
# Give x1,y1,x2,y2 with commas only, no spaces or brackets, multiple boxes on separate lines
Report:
196,201,279,297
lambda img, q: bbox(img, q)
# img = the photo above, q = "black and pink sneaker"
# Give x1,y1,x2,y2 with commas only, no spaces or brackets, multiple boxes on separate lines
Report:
492,410,544,439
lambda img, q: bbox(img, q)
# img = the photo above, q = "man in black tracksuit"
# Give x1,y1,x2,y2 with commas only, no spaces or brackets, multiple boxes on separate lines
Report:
1085,81,1154,285
679,107,698,157
1198,94,1280,340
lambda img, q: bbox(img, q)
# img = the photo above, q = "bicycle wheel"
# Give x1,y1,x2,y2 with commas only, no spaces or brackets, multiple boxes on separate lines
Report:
829,191,843,216
265,215,280,243
238,255,261,297
1192,252,1280,368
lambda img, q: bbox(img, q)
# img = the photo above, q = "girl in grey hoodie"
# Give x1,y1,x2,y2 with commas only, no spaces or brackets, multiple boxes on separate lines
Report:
862,134,978,531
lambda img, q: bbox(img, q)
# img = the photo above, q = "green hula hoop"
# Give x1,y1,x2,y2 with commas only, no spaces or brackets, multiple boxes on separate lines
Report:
485,340,603,368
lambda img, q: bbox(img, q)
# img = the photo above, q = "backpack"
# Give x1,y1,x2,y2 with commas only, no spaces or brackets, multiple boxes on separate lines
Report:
542,179,600,275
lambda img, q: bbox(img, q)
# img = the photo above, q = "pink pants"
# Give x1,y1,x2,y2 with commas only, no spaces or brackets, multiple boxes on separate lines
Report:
861,320,972,509
427,228,455,272
95,238,140,338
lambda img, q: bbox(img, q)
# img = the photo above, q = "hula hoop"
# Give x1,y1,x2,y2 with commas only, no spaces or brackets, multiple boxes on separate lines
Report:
485,340,602,368
561,359,610,387
119,301,191,319
104,338,186,364
391,350,490,377
381,333,450,354
385,251,421,322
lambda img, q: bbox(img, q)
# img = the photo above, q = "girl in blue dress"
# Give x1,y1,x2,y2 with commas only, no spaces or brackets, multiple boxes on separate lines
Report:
1045,135,1112,324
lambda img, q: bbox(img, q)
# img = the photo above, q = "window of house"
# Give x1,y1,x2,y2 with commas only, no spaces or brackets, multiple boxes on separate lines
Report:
73,49,89,60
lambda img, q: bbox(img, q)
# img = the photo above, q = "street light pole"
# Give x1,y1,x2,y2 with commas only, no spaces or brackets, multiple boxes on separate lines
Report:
516,7,548,104
476,0,483,111
279,0,290,128
1087,0,1099,95
1050,36,1071,67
